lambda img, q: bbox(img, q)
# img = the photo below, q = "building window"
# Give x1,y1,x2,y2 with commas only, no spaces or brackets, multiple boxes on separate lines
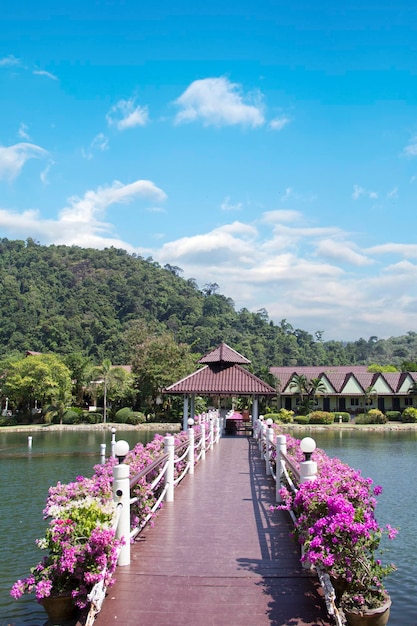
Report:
404,397,413,406
350,398,360,406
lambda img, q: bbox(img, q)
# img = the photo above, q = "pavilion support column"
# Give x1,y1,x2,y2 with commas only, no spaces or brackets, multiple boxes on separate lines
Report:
182,395,189,432
190,395,195,421
252,396,259,424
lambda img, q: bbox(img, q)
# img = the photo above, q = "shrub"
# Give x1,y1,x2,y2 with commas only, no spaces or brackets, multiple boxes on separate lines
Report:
307,411,334,425
401,406,417,423
355,410,387,425
293,415,309,425
62,409,81,424
114,407,133,423
267,409,294,423
386,411,401,422
367,409,387,424
127,412,146,425
333,412,350,423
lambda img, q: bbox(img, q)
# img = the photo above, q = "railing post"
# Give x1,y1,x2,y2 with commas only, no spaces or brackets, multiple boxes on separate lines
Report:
188,419,195,475
214,416,220,443
111,427,116,458
258,416,264,451
209,418,214,450
201,422,206,460
113,440,131,566
100,443,106,464
164,435,175,502
265,419,274,475
276,434,287,503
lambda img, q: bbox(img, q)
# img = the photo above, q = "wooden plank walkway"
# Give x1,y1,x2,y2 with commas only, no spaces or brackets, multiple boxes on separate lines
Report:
92,435,332,626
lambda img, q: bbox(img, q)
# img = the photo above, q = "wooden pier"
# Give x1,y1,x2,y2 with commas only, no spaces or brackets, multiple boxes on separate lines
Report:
92,435,332,626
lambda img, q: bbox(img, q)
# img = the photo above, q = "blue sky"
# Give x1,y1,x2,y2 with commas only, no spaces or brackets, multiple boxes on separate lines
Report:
2,1,417,342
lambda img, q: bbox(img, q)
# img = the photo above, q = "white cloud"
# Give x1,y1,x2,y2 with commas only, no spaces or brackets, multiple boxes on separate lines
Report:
315,239,373,266
0,142,48,181
18,123,30,140
174,77,265,127
33,69,58,80
60,180,166,226
262,209,302,223
0,179,167,251
82,133,109,159
220,196,243,211
40,160,55,185
106,98,149,130
269,116,290,131
366,243,417,258
352,184,378,200
0,54,20,67
403,135,417,157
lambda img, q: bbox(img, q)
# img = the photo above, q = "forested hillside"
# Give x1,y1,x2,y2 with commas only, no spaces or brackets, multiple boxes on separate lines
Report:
1,238,417,373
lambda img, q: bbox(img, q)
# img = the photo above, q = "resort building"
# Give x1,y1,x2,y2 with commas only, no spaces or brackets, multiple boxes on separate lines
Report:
269,366,417,414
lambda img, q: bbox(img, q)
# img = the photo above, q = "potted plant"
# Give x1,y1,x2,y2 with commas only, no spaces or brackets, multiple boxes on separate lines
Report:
10,496,122,623
278,447,397,625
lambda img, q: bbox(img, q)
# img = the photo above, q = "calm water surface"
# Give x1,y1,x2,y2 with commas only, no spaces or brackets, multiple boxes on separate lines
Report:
0,428,414,625
302,428,416,626
0,428,163,626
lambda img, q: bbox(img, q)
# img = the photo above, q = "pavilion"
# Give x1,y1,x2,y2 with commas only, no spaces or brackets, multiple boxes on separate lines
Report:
164,342,276,430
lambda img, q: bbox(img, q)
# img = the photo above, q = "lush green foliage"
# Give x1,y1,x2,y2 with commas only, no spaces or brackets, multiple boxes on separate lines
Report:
401,406,417,423
307,411,334,424
355,410,387,425
267,409,294,423
1,238,417,375
333,412,350,422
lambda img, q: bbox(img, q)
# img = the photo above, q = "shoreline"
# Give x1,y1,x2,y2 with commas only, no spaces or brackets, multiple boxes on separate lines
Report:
1,421,417,434
0,422,182,433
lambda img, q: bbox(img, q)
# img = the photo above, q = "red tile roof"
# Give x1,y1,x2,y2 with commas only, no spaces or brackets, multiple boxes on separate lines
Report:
199,342,250,365
164,364,275,396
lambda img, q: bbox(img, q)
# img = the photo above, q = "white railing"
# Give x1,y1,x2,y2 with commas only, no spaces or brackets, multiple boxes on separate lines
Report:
254,419,345,626
114,410,221,566
85,411,221,623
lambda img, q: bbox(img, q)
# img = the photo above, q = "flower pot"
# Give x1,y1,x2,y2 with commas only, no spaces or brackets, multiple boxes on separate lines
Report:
40,592,77,626
343,595,391,626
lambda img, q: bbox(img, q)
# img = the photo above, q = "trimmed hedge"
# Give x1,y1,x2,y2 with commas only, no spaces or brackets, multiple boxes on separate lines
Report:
308,411,334,425
385,411,401,422
333,412,350,423
355,409,387,424
401,407,417,423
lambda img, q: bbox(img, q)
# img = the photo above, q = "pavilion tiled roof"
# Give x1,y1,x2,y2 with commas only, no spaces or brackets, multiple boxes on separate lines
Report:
199,342,250,365
164,363,276,396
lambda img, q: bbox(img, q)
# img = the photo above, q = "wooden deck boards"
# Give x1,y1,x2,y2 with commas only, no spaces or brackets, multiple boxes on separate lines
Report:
92,436,332,626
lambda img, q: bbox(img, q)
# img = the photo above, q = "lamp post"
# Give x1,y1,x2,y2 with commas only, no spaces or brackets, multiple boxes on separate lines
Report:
300,437,317,483
113,440,130,566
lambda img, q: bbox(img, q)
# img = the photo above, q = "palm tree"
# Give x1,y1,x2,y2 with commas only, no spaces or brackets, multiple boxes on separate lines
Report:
363,384,377,410
308,377,327,402
89,359,127,424
289,374,308,400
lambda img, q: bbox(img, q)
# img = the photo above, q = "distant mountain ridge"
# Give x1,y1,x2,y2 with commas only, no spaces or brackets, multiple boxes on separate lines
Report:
1,238,416,371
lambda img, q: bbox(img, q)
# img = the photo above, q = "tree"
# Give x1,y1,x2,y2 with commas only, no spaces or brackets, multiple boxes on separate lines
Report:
63,352,92,405
5,354,72,419
130,329,196,416
89,359,131,423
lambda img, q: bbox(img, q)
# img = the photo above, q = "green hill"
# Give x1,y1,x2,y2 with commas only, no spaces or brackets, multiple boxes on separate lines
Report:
1,238,416,372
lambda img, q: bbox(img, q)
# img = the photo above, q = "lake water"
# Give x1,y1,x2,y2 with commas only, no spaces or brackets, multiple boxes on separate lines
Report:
300,427,416,626
0,428,163,626
0,427,414,625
